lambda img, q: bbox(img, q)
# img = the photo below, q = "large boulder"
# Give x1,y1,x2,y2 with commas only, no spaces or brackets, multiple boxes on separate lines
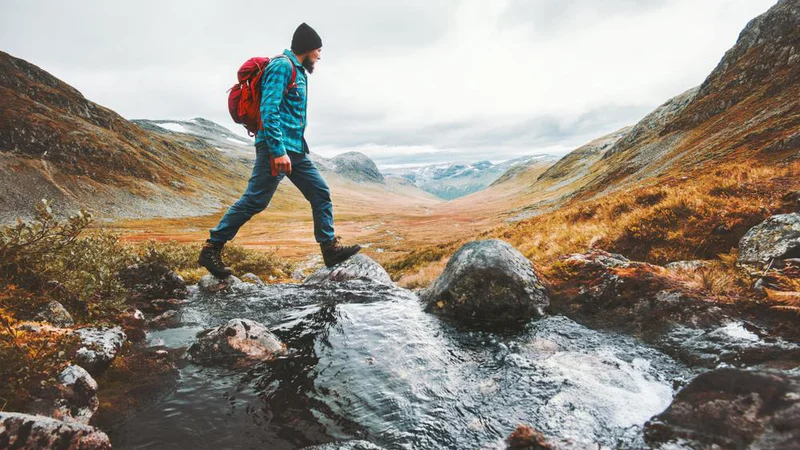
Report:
644,368,800,449
118,261,188,302
0,412,111,449
29,365,99,425
304,254,393,286
420,240,549,322
74,326,126,374
187,318,287,367
738,213,800,265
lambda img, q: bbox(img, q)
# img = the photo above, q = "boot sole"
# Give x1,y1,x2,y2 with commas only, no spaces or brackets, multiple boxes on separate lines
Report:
324,247,361,268
198,259,233,278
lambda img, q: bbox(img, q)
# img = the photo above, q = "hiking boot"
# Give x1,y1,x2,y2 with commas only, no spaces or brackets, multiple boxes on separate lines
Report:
320,236,361,268
198,239,233,278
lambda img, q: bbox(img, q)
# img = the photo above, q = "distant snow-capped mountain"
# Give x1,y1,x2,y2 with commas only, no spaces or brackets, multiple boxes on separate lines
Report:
383,155,557,200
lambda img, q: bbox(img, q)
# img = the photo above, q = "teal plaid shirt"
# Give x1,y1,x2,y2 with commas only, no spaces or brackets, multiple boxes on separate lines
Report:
255,49,308,157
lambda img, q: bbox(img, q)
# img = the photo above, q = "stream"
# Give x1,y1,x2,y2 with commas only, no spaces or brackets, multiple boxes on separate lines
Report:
106,279,695,449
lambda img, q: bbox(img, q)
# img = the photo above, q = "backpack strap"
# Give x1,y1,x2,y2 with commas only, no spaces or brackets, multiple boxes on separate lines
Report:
276,55,298,94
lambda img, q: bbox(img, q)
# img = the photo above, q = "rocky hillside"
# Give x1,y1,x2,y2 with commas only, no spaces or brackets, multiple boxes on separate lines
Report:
471,0,799,222
385,155,557,200
573,0,799,199
132,118,254,162
0,50,251,223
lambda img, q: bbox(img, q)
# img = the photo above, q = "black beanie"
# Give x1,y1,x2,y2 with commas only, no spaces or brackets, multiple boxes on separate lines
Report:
291,23,322,54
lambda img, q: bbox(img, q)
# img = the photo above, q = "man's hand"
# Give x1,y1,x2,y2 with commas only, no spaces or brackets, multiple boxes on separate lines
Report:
273,154,292,175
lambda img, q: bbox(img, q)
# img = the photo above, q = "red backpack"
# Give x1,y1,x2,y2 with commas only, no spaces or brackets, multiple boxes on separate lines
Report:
227,55,297,136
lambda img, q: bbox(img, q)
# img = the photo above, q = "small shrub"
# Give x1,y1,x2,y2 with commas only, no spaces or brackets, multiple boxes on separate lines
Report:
634,190,667,207
222,244,293,280
0,309,80,411
708,179,742,197
609,202,632,219
566,205,598,223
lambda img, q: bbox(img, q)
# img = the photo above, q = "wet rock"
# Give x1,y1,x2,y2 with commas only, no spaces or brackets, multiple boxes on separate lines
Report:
149,310,181,330
146,298,188,313
505,424,552,449
302,441,385,450
29,365,99,425
644,368,800,449
198,274,244,294
420,240,549,322
118,261,188,301
659,321,800,368
494,424,591,450
34,300,74,327
0,412,111,449
738,213,800,265
74,326,126,373
304,254,394,286
241,273,265,285
187,318,287,367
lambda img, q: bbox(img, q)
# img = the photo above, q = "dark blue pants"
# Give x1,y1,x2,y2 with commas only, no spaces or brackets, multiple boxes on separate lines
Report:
208,143,335,244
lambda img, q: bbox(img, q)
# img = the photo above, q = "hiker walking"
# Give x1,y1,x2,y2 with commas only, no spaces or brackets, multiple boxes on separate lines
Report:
199,23,361,278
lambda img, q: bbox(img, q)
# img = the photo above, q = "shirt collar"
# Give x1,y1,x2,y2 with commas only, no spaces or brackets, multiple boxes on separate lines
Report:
282,49,305,72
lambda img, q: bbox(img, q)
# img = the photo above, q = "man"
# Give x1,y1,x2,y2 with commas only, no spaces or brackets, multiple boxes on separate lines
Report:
199,23,361,278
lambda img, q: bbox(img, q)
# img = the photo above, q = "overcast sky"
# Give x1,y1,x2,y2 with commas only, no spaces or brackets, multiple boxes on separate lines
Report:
1,0,778,168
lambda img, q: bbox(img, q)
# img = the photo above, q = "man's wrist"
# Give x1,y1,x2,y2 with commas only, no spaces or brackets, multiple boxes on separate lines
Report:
269,148,287,158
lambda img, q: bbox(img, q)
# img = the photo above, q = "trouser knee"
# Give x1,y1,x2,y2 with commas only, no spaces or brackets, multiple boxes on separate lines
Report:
236,195,268,214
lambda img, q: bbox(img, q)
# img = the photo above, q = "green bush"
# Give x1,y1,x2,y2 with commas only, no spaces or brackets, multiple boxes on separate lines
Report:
0,200,134,321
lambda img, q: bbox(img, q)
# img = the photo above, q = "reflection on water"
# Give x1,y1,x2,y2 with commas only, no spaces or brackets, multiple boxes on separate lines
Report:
108,281,691,449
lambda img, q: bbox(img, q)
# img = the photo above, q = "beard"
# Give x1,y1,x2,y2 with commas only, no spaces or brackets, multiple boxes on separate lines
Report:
301,56,315,74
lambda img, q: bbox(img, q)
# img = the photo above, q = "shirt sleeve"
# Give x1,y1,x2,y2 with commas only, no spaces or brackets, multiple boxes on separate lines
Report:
260,57,293,158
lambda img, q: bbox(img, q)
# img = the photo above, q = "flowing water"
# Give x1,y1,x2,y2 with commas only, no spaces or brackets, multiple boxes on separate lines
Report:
107,280,693,449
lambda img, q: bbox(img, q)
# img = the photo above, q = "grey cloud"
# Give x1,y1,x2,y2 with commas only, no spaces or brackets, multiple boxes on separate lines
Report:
499,0,672,35
1,0,451,71
312,102,649,151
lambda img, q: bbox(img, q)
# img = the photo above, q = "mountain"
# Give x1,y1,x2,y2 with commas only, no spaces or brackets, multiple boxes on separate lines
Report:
462,0,799,222
0,50,251,222
568,0,799,200
311,151,385,184
132,118,254,162
383,155,557,200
